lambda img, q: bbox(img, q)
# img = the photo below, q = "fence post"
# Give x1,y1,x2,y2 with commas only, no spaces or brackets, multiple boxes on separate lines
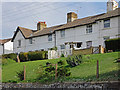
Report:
24,65,26,80
17,55,20,63
96,60,99,79
55,64,57,80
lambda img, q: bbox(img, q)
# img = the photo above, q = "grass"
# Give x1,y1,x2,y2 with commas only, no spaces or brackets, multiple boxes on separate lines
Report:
2,52,120,83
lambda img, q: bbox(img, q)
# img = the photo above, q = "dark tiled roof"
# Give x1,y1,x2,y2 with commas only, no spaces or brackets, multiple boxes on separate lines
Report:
0,38,12,44
12,8,120,40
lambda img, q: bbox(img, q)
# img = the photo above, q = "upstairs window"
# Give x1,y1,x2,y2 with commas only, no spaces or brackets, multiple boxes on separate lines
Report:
86,25,92,33
29,38,32,44
60,45,65,49
60,30,65,38
104,19,110,28
48,34,52,41
18,40,21,47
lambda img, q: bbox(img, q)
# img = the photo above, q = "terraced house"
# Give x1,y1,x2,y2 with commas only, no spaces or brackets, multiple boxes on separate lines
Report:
12,0,120,54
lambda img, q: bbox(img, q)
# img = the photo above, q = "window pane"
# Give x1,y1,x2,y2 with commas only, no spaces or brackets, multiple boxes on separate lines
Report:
61,30,65,37
61,45,65,49
48,34,52,41
86,25,92,33
104,19,110,28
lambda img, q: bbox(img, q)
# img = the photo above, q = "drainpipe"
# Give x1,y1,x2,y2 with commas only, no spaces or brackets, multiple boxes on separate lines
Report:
54,32,56,47
2,44,4,54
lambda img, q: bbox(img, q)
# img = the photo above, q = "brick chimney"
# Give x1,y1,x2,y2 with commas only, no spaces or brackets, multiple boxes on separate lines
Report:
37,22,47,30
67,12,78,23
107,0,118,12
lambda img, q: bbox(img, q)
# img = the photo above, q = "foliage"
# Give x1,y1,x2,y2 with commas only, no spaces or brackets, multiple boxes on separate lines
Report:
50,47,58,51
61,54,65,57
16,70,24,81
2,51,48,62
66,55,82,67
2,58,16,66
2,53,17,61
37,60,71,83
57,60,66,66
57,66,71,77
2,52,119,83
105,38,120,52
46,62,51,66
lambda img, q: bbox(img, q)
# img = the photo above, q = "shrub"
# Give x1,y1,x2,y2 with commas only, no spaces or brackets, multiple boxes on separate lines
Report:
2,53,17,61
61,54,64,57
46,62,51,66
2,51,48,62
66,55,82,67
2,58,16,65
57,60,66,66
57,66,71,77
19,52,28,62
16,70,24,81
105,38,120,52
37,61,71,82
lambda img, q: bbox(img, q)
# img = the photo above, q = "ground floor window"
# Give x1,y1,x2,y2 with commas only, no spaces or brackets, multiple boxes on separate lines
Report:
60,45,65,49
86,41,92,48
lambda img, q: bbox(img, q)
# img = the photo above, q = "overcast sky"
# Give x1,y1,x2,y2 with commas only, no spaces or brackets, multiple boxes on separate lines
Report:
0,0,119,39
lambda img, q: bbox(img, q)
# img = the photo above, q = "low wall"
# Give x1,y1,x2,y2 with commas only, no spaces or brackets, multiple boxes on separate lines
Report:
1,81,120,89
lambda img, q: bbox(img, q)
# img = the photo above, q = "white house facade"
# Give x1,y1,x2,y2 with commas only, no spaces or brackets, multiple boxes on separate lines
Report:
12,0,120,53
0,38,13,55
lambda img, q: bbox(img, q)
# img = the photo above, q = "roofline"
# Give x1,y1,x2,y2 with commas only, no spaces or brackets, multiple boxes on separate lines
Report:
11,27,26,42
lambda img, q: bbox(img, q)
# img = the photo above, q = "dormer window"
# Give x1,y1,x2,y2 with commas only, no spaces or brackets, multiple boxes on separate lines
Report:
104,19,110,28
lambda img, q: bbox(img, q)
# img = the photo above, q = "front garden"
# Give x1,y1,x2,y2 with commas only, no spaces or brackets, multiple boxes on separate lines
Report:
2,51,120,83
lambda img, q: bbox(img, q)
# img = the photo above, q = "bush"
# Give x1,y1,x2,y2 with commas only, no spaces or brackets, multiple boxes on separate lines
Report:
61,54,64,57
46,62,51,66
57,60,66,66
105,38,120,52
66,55,82,67
2,51,48,62
37,61,71,82
16,70,24,81
2,53,17,61
57,66,71,77
2,58,16,65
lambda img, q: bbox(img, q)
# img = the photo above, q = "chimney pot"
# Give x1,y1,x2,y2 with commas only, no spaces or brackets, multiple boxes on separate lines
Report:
37,21,47,30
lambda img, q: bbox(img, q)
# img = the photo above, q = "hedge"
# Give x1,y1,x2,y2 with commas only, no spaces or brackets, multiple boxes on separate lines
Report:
2,51,48,62
105,38,120,52
2,53,17,62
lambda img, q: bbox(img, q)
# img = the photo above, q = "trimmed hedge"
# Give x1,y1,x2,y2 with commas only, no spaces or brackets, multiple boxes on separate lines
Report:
105,38,120,52
2,53,17,62
2,51,48,62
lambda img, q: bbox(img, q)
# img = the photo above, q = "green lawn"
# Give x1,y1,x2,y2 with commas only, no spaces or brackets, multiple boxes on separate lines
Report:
2,52,120,83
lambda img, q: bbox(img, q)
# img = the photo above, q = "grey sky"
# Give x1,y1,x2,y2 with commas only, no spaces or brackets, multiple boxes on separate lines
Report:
1,1,114,39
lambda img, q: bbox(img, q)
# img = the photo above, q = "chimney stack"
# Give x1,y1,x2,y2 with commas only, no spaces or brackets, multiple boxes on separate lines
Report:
37,22,47,30
107,0,118,12
67,12,78,23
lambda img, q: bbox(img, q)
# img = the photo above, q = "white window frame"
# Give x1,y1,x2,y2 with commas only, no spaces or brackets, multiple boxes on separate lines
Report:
60,30,65,38
48,34,52,41
104,19,110,28
86,25,92,33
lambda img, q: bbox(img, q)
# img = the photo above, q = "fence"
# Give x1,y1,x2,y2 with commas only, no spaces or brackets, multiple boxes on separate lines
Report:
48,45,104,59
48,49,72,59
73,45,105,55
